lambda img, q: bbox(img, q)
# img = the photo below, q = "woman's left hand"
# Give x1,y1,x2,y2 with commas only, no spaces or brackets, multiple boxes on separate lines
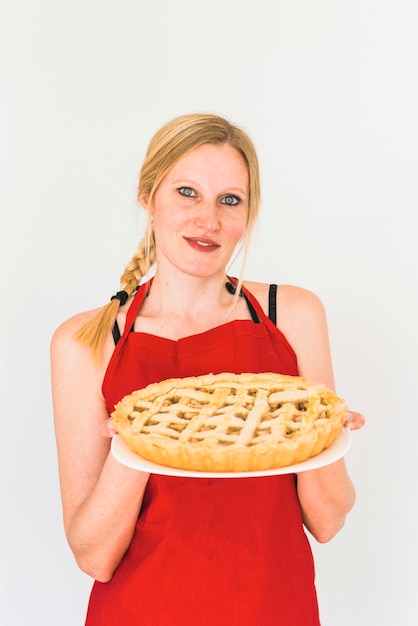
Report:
345,411,365,430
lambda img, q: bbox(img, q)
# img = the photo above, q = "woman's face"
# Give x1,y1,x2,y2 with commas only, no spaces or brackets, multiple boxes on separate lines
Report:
143,143,249,280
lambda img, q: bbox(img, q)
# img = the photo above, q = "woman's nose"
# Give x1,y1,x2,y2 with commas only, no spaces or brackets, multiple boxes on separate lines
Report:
194,199,221,230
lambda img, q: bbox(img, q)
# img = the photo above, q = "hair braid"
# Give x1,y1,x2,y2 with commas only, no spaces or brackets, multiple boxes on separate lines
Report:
75,223,156,362
119,224,156,293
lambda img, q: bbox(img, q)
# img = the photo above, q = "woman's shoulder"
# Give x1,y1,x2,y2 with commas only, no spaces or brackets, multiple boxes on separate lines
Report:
51,308,103,344
242,280,325,317
51,307,115,382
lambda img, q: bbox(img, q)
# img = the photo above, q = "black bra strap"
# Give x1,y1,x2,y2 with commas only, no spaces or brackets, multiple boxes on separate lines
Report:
112,320,135,345
112,321,121,345
268,284,278,325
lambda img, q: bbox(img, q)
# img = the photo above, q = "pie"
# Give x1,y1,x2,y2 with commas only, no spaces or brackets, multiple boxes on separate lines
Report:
111,372,348,472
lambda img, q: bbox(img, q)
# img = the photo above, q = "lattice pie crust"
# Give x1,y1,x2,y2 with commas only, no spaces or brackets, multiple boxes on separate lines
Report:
112,373,348,472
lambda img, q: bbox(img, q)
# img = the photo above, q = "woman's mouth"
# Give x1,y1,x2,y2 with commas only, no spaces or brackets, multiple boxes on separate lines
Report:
184,237,220,251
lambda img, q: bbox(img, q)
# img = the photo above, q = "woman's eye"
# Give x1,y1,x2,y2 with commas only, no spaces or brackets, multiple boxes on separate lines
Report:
222,195,240,206
178,187,196,197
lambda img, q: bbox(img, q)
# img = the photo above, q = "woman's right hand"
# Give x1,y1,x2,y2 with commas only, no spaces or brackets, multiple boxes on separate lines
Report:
100,417,118,438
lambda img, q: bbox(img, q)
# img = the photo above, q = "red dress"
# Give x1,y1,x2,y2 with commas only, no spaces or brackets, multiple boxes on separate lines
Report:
85,280,320,625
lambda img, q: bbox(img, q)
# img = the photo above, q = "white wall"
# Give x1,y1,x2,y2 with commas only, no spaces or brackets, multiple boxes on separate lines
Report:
1,1,417,624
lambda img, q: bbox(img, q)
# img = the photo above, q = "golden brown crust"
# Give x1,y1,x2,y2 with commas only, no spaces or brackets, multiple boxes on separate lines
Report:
112,373,348,472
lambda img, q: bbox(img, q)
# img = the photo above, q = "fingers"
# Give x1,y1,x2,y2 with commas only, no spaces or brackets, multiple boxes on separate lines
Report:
345,411,366,431
99,417,118,438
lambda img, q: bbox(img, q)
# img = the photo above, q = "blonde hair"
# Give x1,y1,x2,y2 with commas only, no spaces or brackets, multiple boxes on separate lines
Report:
76,113,261,360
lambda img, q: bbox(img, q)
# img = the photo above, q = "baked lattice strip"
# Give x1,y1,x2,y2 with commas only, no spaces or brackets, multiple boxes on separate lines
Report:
112,372,348,472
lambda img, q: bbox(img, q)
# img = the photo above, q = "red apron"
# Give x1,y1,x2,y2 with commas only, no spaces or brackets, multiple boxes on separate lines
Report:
85,280,320,625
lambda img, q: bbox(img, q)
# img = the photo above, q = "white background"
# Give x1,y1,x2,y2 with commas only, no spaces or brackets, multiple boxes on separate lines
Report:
1,1,417,624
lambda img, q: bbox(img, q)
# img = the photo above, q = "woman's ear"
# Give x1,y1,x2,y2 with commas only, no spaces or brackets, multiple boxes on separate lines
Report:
139,191,150,209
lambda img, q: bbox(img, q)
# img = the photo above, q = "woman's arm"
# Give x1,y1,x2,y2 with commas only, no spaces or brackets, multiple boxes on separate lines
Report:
276,285,363,542
51,312,150,582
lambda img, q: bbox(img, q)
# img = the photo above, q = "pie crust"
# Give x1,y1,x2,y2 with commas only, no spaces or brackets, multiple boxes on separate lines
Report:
111,373,348,472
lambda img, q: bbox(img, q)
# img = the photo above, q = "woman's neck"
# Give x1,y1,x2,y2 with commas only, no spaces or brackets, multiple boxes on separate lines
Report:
134,271,246,339
147,270,231,315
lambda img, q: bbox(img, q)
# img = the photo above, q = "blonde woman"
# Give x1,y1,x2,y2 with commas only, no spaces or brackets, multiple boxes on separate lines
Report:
51,113,364,625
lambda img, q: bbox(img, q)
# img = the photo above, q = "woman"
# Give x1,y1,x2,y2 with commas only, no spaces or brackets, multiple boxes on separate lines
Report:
51,113,364,625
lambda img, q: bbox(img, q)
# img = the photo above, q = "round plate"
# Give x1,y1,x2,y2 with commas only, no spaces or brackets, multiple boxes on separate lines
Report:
111,427,352,478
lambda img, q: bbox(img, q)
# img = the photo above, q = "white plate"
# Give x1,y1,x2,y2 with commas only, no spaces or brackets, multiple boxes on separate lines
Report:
111,427,352,478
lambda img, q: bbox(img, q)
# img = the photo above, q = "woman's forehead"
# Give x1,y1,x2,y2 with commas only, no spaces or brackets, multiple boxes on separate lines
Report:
166,143,249,185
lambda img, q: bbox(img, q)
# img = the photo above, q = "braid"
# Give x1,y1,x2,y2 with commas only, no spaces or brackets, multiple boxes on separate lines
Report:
75,222,157,362
119,224,156,293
